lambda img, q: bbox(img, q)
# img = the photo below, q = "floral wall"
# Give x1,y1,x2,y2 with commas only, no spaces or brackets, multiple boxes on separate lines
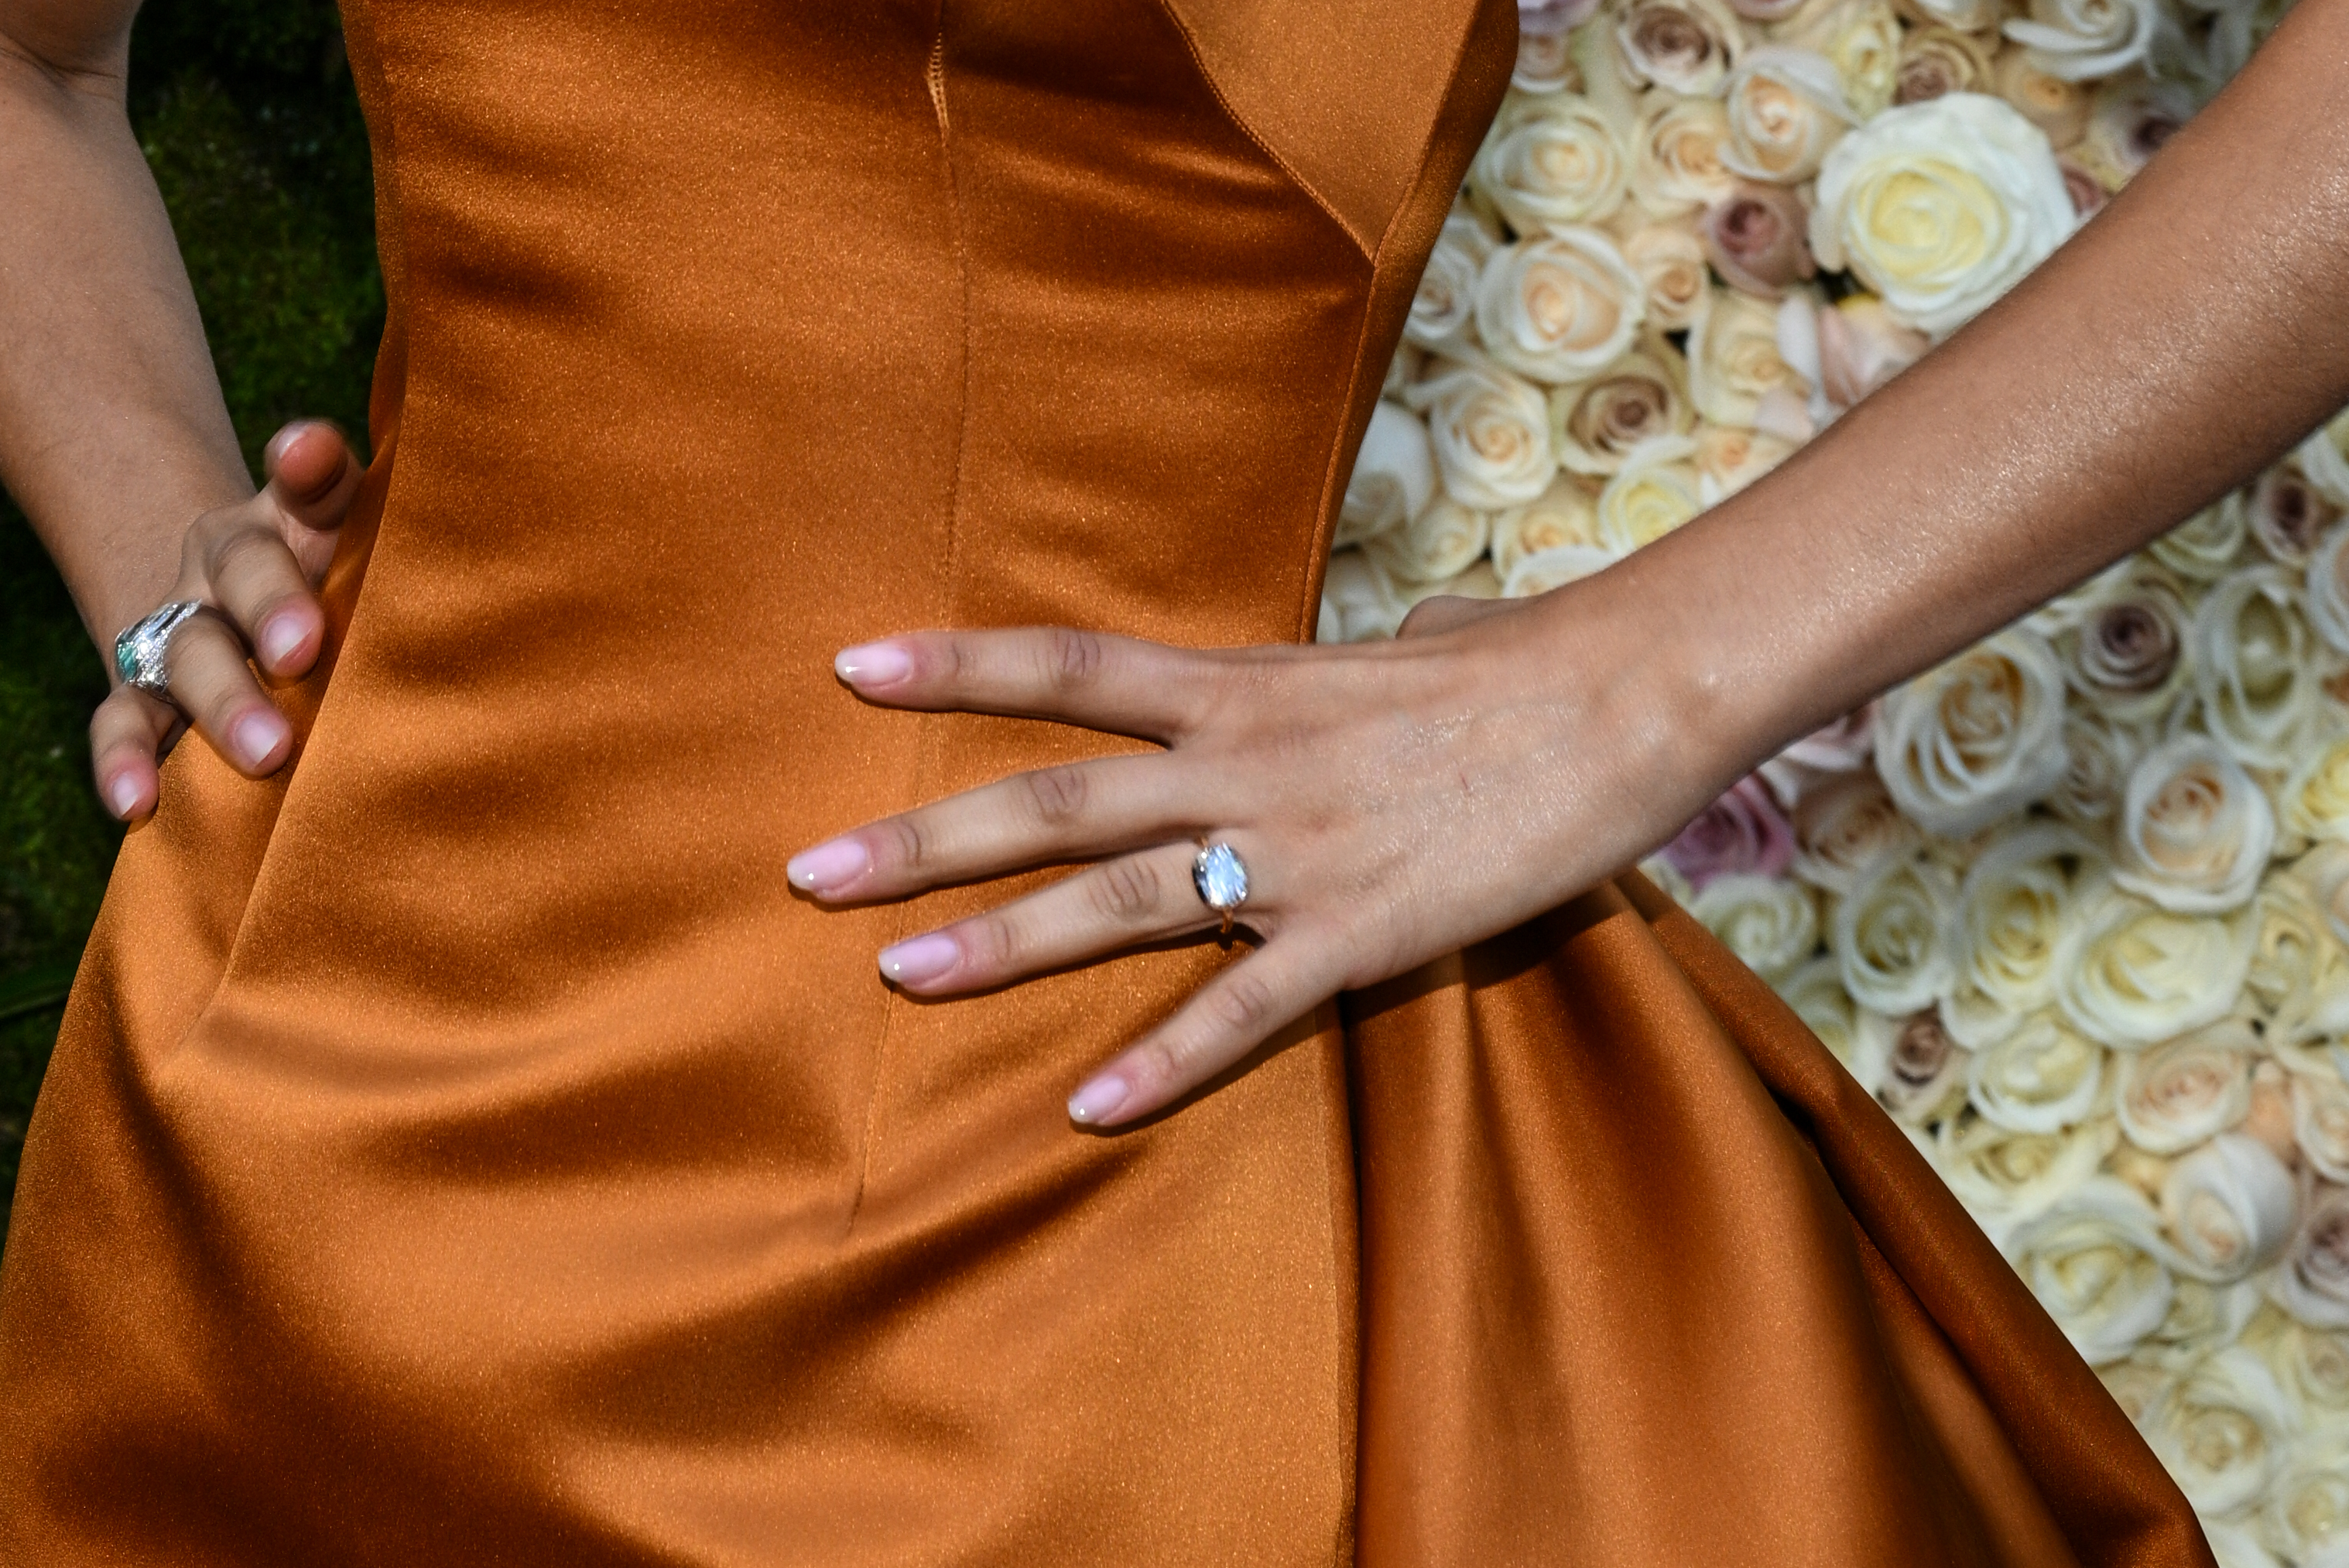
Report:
1324,1,2349,1559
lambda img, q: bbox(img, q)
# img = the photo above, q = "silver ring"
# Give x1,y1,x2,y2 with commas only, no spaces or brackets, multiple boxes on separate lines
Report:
1192,840,1250,937
113,600,206,704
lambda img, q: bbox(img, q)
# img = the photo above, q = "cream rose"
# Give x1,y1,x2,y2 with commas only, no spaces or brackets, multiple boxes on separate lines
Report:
2161,1132,2297,1282
1409,358,1558,510
2296,1073,2349,1185
2150,497,2251,582
1894,26,1995,105
2143,1347,2298,1516
1943,820,2105,1047
1967,1011,2106,1132
1628,94,1738,217
1364,496,1491,585
1317,549,1408,644
1693,421,1795,505
1594,437,1704,556
2249,868,2349,1052
2055,881,2255,1049
1776,0,1904,119
2047,709,2144,830
2274,1179,2349,1329
2306,519,2349,656
2003,0,2163,80
1811,94,2075,339
1474,230,1647,384
1875,628,2070,839
2005,1176,2176,1361
2073,74,2195,192
2268,1320,2349,1430
2056,561,2193,724
2298,406,2349,509
1778,956,1894,1090
1550,342,1693,476
1512,18,1585,95
1491,474,1603,580
2145,1276,2264,1374
2279,732,2349,850
1615,0,1745,94
1468,94,1632,236
2192,563,2327,772
1834,846,1958,1015
1689,286,1806,429
1991,48,2092,151
2261,1440,2349,1568
1618,221,1710,331
1690,872,1820,983
2112,734,2277,916
1337,400,1436,549
1404,211,1495,354
2115,1023,2255,1155
1791,770,1922,895
1721,47,1856,185
1935,1109,2113,1240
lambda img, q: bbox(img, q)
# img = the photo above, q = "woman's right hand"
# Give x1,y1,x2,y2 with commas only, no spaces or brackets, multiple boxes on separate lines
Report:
91,419,364,822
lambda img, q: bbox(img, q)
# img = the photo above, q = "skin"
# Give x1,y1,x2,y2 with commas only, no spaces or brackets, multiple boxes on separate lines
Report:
9,0,2349,1128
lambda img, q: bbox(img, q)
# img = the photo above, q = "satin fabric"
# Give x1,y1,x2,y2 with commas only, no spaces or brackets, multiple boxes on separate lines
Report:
0,0,2210,1562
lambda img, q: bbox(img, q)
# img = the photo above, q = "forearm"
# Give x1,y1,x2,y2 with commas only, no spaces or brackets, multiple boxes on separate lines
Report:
1603,0,2349,781
0,9,251,657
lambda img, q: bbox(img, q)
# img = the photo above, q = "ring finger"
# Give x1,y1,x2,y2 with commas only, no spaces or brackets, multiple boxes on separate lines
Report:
875,836,1260,995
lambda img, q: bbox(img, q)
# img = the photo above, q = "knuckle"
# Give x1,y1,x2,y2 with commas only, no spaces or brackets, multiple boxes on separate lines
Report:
1091,856,1163,923
963,913,1020,971
882,815,930,874
1022,764,1089,827
207,525,291,600
1047,626,1105,691
1209,969,1279,1035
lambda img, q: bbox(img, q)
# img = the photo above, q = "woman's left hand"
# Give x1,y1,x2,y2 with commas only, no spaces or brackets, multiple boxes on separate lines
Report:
786,584,1728,1127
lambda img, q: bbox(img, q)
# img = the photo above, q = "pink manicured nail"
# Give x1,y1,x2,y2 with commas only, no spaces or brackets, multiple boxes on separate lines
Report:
878,932,959,985
1067,1073,1131,1125
787,837,870,894
231,710,287,767
106,774,143,819
257,613,307,668
835,642,913,688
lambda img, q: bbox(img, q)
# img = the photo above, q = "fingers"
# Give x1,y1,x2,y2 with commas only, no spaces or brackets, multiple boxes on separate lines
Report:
88,686,180,822
1067,933,1347,1127
159,609,294,776
875,840,1221,994
262,419,363,545
788,753,1209,901
187,508,326,680
832,627,1233,742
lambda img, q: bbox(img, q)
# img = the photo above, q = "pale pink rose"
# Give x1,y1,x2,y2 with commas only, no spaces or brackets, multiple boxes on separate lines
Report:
1520,0,1602,33
2246,464,2341,567
1700,183,1817,300
1662,774,1796,890
1880,1010,1967,1122
2058,157,2108,219
1761,702,1880,804
1814,300,1928,413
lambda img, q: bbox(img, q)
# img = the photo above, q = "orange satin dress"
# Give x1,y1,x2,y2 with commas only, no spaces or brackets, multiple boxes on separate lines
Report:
0,1,2214,1563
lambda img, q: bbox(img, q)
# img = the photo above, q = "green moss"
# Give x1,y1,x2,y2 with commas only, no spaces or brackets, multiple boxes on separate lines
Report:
0,0,378,1235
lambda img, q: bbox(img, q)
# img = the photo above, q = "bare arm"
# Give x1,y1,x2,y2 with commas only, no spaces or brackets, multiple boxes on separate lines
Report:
2,0,361,818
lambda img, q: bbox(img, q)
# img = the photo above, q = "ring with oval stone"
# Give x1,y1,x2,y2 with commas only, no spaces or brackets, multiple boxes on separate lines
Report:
1191,839,1250,937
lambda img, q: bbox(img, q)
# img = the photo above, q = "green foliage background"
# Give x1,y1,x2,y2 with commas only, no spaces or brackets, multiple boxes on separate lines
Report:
0,0,378,1234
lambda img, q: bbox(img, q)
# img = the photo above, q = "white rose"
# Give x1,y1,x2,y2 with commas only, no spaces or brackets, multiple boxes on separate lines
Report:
2115,1022,2255,1155
2278,730,2349,850
2275,1179,2349,1329
1933,1110,2113,1241
2296,1072,2349,1185
1834,846,1958,1015
2002,0,2164,80
1615,0,1745,94
2266,847,2349,1048
2299,406,2349,510
2145,1277,2264,1374
2192,563,2329,772
1943,820,2105,1048
2266,1320,2349,1432
2097,1357,2174,1427
1688,286,1806,430
1880,1008,1973,1124
1318,549,1407,643
1896,0,2004,36
1410,358,1558,509
2055,880,2255,1049
1618,221,1710,332
2261,1439,2349,1568
2111,734,2277,916
2056,560,2193,724
2047,708,2145,831
1810,94,2074,338
1363,496,1490,586
1721,48,1856,185
1690,872,1820,982
1337,401,1434,548
1502,544,1618,599
1467,94,1631,236
1404,211,1495,354
1775,0,1904,120
1776,954,1894,1090
2142,1347,2298,1517
1692,421,1795,505
1550,341,1693,477
2161,1132,2297,1282
1491,474,1602,581
2150,498,2251,582
1967,1011,2106,1133
1791,770,1922,895
2306,519,2349,656
1875,628,2070,838
1474,231,1647,384
1594,436,1704,555
1628,93,1738,217
2005,1176,2176,1363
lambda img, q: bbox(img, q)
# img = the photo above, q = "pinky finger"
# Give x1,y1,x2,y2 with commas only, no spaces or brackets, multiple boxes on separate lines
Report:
1067,934,1348,1128
89,686,180,822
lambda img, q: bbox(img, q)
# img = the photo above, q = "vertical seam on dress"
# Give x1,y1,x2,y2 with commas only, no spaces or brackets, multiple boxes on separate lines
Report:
846,12,971,1238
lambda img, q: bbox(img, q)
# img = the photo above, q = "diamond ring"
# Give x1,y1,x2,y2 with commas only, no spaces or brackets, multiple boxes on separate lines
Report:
112,600,207,705
1192,840,1249,937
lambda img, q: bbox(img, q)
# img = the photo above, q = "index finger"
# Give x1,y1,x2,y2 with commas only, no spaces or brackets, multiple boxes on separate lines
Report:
832,626,1233,743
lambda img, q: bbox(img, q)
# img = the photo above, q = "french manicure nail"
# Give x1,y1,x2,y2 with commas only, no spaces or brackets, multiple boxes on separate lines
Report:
878,932,959,986
257,614,306,668
787,837,870,894
835,642,913,688
1067,1073,1131,1125
231,710,287,767
106,775,143,819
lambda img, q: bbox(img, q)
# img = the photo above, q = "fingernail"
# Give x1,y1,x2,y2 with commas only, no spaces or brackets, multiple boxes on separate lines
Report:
231,710,288,767
106,775,143,819
787,837,870,895
1067,1073,1131,1126
257,613,307,668
835,642,913,688
878,932,959,986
